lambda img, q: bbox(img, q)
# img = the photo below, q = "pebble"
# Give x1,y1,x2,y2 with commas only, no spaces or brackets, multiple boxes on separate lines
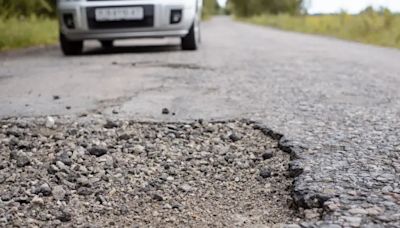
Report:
179,184,193,192
229,132,242,142
57,151,72,166
104,120,118,129
259,167,272,179
348,208,368,215
45,116,55,128
262,150,274,160
162,108,170,115
52,186,66,201
15,152,31,167
88,147,107,157
132,145,145,154
39,183,52,196
152,193,164,201
343,216,362,227
56,210,72,222
31,196,44,206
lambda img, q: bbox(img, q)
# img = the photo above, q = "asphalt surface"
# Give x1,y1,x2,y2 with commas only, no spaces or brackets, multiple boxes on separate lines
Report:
1,16,400,226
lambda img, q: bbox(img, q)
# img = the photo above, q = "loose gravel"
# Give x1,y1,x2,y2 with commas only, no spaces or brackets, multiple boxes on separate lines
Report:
0,116,300,227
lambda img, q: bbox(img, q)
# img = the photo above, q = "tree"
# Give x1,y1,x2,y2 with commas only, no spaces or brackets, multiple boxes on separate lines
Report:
0,0,55,18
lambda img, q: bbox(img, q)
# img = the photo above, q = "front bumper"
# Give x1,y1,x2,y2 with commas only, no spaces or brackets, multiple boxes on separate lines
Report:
58,0,198,40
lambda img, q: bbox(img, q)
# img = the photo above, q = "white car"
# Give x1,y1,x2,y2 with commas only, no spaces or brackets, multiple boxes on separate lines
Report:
57,0,202,55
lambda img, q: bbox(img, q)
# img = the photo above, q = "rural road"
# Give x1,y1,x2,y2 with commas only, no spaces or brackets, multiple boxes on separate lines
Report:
1,16,400,226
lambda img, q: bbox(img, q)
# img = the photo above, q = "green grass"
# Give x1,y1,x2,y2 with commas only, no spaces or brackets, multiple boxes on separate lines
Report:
243,13,400,49
0,16,58,51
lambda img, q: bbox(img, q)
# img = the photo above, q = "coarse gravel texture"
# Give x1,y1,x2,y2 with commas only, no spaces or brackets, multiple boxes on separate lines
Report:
1,16,400,227
0,116,300,227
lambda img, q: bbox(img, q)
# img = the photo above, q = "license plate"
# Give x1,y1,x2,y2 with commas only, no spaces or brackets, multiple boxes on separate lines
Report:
95,7,144,21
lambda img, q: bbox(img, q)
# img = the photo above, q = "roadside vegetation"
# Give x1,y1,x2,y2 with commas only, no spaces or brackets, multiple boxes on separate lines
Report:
202,0,220,19
0,16,58,51
229,0,400,49
0,0,218,51
0,0,57,51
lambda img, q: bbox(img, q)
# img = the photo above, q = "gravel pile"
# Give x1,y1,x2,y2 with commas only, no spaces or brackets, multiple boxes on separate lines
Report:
0,116,299,227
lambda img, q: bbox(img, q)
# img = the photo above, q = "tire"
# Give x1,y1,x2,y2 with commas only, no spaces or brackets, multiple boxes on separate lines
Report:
100,40,114,49
181,22,200,51
60,32,83,56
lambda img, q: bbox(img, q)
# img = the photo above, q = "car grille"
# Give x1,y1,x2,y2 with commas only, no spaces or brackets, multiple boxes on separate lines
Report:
86,5,154,29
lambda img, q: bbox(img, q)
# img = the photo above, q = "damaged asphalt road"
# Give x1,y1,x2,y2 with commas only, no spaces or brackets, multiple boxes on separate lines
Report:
1,17,400,227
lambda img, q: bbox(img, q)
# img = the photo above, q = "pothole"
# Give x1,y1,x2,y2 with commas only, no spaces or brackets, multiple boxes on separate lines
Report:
0,117,300,227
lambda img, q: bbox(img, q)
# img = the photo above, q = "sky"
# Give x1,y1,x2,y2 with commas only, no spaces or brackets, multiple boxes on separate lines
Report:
216,0,400,14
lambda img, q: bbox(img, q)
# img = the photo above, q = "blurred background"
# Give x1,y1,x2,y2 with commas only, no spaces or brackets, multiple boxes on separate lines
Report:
1,0,400,51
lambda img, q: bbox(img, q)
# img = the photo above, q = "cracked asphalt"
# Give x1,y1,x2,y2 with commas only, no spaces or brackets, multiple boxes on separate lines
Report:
1,16,400,227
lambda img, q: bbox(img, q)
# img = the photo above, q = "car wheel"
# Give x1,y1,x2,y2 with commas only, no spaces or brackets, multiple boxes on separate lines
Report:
181,21,200,50
60,32,83,56
100,40,114,49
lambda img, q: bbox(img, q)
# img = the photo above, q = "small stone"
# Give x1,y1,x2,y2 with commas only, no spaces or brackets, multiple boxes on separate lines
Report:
229,132,242,142
104,120,118,129
366,206,384,216
77,187,93,196
133,145,145,154
56,210,72,222
283,225,301,228
179,184,193,192
259,167,272,179
15,153,31,167
65,106,71,110
162,108,170,115
96,195,107,204
152,193,164,201
118,134,130,140
47,164,59,174
167,176,174,181
304,209,320,219
163,203,172,209
1,193,12,201
56,161,68,171
348,208,368,215
112,110,119,114
262,151,274,160
88,147,107,157
77,176,90,187
343,216,362,227
6,129,21,138
31,196,44,206
45,116,55,128
52,186,66,201
53,95,60,100
325,201,340,211
39,183,52,196
57,151,72,166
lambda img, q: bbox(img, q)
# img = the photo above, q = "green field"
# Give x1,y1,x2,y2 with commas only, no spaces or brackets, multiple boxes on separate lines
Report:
0,16,58,51
244,12,400,49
